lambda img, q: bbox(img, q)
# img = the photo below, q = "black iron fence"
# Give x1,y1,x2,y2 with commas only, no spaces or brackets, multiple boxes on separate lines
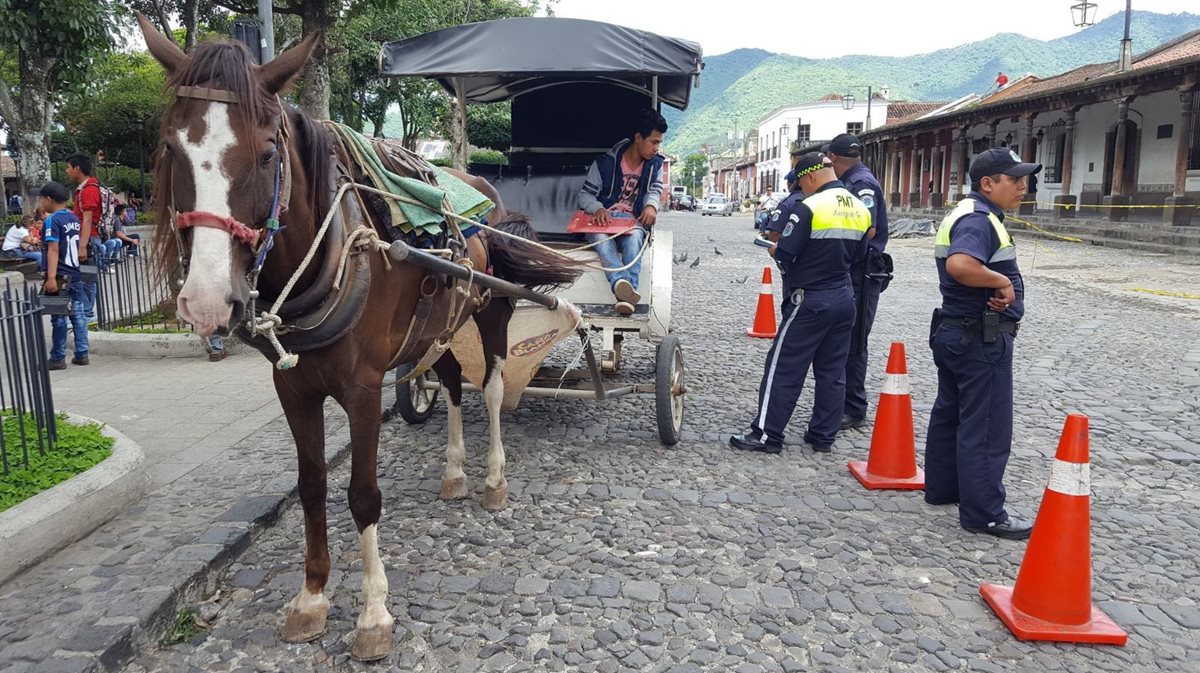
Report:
93,245,185,332
0,275,57,474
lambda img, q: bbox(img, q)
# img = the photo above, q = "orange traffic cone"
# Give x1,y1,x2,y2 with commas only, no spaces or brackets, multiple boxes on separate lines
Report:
746,266,777,339
980,414,1128,645
848,342,924,489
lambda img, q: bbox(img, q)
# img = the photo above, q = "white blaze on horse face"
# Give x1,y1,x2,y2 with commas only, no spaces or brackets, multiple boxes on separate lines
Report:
175,103,238,337
356,524,393,632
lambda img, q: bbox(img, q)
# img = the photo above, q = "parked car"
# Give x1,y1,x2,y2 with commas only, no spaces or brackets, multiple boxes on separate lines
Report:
676,194,696,211
700,194,734,216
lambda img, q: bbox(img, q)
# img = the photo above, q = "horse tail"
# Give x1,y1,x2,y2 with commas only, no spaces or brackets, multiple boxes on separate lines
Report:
484,212,584,292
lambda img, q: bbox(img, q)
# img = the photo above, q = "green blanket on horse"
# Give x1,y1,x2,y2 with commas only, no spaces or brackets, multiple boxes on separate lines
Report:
325,122,493,236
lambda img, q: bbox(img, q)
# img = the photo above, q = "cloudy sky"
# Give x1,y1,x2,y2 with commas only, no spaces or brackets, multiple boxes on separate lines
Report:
547,0,1198,58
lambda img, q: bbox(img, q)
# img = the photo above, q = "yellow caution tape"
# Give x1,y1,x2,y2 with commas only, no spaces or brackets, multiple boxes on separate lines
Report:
1131,288,1200,300
1006,215,1084,243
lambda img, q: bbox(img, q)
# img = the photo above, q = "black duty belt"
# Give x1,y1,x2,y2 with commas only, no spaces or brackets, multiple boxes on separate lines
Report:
941,315,1019,343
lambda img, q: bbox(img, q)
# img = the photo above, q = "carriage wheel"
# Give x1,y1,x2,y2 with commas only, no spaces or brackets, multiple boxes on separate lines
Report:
655,334,685,445
394,363,439,424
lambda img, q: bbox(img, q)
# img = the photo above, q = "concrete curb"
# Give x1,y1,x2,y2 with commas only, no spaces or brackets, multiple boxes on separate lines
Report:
0,414,148,586
61,331,253,358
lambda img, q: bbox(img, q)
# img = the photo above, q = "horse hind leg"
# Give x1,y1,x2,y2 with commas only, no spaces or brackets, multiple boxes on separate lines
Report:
433,353,469,500
481,352,509,511
476,303,512,511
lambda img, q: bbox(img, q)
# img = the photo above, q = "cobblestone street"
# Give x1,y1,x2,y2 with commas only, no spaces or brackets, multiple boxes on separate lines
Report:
130,211,1200,673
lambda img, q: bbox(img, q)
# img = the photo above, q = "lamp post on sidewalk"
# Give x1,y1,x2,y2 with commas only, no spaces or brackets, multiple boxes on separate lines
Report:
1071,1,1132,72
842,86,874,132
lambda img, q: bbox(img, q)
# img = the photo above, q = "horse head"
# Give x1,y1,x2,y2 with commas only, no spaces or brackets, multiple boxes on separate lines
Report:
138,13,321,337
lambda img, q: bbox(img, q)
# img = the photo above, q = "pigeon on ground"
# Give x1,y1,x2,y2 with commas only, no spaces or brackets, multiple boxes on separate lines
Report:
714,247,723,256
689,257,701,268
707,236,716,242
678,252,688,263
733,275,749,284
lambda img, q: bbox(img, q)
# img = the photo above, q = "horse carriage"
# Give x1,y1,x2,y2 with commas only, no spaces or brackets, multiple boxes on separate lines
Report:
379,18,704,445
135,12,702,661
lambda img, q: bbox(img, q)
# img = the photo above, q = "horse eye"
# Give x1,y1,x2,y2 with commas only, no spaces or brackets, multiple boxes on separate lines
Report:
260,150,276,167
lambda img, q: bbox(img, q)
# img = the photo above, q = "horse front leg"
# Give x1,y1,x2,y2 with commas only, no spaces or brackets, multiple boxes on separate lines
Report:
432,353,468,500
340,379,393,662
275,378,331,644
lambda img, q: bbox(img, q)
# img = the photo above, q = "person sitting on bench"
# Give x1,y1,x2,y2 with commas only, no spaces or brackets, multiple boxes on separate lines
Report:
577,109,667,315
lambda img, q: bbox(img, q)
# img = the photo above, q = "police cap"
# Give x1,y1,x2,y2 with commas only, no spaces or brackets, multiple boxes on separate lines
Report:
828,133,862,158
791,152,832,180
969,147,1042,181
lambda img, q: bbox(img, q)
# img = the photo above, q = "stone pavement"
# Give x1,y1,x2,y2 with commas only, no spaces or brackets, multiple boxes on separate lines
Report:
99,212,1200,673
0,340,389,672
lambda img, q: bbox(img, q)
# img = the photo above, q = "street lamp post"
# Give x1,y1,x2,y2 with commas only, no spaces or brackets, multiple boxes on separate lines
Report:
1071,1,1130,72
842,86,874,132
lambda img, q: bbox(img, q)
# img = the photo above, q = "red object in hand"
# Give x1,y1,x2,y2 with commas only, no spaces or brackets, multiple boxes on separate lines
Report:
566,210,636,234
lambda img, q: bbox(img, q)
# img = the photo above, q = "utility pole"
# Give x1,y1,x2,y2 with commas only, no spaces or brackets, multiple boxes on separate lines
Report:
1117,0,1133,72
258,0,275,62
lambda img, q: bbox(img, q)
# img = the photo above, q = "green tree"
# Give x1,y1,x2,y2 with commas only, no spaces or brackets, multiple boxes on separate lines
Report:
0,0,119,207
57,51,167,179
679,153,707,197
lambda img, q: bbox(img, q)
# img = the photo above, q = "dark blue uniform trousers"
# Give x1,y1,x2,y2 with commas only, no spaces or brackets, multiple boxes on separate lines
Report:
751,286,856,446
924,324,1014,529
844,269,882,420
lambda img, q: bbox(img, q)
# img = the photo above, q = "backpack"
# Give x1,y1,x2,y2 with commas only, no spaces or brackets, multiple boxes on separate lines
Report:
76,180,119,241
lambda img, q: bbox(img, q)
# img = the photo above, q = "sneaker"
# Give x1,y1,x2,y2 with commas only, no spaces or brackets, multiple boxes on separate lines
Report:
613,279,641,305
209,351,228,362
71,355,89,366
47,359,66,371
614,300,635,315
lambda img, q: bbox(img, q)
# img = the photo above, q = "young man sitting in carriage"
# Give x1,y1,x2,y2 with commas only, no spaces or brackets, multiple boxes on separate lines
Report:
577,108,667,315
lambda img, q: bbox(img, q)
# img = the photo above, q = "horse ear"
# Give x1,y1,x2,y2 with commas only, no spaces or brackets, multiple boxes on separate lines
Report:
257,31,323,95
135,11,187,74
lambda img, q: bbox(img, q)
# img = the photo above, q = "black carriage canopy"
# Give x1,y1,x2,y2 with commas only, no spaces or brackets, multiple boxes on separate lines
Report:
377,17,703,110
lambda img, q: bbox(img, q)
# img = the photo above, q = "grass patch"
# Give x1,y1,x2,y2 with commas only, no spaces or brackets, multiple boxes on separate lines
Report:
162,607,207,646
0,412,115,512
90,306,190,334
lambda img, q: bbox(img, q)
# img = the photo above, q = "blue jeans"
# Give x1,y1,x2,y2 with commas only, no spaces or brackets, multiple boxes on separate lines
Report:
586,222,645,292
50,279,89,361
91,238,122,270
11,250,42,265
81,280,98,323
207,335,224,352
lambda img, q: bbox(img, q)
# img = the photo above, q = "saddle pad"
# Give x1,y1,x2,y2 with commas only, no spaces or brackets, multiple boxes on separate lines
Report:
325,122,493,235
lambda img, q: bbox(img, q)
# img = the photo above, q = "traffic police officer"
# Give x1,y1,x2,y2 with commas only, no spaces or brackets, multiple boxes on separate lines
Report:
925,147,1039,540
731,153,872,454
825,133,889,429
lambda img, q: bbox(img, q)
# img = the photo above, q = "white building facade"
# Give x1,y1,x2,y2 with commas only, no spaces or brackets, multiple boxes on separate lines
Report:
752,95,890,195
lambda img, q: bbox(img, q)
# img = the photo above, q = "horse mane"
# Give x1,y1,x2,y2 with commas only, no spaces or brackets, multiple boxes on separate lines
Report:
151,38,332,285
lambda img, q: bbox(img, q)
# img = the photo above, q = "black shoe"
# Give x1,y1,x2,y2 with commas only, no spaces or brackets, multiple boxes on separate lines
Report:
47,359,66,371
803,433,832,453
839,415,868,431
71,355,89,366
964,515,1034,540
729,433,783,454
209,351,228,362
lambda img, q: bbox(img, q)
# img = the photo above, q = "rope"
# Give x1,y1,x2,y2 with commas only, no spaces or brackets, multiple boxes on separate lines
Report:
1005,215,1084,243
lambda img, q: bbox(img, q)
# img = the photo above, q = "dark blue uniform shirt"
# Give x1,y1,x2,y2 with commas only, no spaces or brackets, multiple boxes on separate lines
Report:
936,192,1024,321
840,162,888,259
767,180,869,293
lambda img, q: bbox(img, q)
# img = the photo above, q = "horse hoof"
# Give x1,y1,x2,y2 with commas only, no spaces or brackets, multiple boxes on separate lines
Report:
351,624,393,662
281,607,327,643
482,484,508,511
440,475,468,500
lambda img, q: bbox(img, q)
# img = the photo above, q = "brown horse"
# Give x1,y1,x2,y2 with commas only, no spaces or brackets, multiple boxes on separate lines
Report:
137,16,581,661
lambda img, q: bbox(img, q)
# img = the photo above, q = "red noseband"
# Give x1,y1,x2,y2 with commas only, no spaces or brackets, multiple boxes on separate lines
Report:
176,211,260,248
